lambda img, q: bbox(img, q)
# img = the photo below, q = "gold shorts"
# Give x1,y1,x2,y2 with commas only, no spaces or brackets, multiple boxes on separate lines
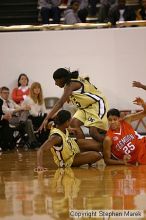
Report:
73,102,108,131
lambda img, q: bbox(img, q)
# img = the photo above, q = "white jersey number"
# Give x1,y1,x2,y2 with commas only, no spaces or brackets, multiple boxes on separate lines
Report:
123,142,135,154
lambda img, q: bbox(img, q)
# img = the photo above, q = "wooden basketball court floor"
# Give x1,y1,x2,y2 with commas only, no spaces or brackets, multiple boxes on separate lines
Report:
0,149,146,220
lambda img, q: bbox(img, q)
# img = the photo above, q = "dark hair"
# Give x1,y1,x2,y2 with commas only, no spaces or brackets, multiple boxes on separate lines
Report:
70,0,80,5
53,68,79,82
18,73,29,87
107,108,120,118
1,86,9,92
54,110,71,125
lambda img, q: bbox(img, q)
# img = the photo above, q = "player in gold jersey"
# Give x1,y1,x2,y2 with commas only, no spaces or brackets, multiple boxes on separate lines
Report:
40,68,109,142
36,110,102,171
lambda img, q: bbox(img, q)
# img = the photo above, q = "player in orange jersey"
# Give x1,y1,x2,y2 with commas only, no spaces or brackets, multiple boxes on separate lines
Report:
103,97,146,165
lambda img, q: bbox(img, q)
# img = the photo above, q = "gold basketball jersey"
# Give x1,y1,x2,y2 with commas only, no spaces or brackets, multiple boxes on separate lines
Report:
50,128,80,167
69,77,108,119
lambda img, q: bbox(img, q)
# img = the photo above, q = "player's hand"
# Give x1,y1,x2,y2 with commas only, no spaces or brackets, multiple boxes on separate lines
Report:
133,97,145,106
123,154,131,165
132,81,142,88
23,104,31,111
34,166,48,173
38,118,48,132
3,112,12,121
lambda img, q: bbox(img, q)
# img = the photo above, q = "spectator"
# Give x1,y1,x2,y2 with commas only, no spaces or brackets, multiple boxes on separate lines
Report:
88,0,98,17
98,0,116,23
108,0,136,26
136,0,146,20
103,97,146,165
140,0,146,19
1,87,39,149
23,82,47,129
64,0,81,24
38,0,61,24
68,0,89,23
12,73,30,105
22,82,48,144
0,98,14,151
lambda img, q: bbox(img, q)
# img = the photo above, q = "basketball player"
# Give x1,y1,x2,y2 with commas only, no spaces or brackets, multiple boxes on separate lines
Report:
103,97,146,165
40,68,109,142
36,110,102,171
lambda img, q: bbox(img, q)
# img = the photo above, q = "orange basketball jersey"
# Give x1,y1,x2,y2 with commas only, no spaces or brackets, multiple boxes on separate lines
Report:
107,120,146,164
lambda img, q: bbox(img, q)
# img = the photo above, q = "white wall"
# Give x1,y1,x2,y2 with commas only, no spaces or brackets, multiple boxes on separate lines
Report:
1,27,146,110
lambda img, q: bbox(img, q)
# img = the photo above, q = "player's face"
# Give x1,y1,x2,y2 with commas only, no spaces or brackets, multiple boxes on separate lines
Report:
64,119,71,128
108,115,120,130
55,78,66,88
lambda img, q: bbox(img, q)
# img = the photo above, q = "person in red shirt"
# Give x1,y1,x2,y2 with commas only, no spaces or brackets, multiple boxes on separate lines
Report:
12,73,30,104
103,97,146,165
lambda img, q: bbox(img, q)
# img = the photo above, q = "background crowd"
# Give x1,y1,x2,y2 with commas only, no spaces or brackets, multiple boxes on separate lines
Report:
38,0,146,25
0,73,49,151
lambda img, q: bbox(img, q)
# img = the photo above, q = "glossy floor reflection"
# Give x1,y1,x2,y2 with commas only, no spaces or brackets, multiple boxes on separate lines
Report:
0,149,146,220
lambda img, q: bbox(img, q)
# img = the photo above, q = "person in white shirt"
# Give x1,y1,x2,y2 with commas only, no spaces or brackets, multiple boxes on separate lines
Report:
23,82,47,129
1,86,39,148
22,82,48,144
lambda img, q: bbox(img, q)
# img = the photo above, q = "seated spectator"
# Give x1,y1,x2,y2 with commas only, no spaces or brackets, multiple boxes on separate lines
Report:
1,87,39,149
67,0,88,22
88,0,98,17
0,98,14,151
22,82,48,144
12,73,30,105
135,0,146,20
140,0,146,19
98,0,116,23
108,0,136,26
64,0,81,24
23,82,47,129
38,0,61,24
103,97,146,165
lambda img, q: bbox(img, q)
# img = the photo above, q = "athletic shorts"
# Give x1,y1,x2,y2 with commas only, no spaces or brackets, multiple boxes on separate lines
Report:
73,102,108,131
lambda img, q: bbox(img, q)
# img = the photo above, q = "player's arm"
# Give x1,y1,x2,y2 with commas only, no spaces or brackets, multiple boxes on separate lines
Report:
103,136,126,165
36,135,62,171
132,81,146,90
67,127,84,139
124,97,146,123
39,82,81,131
46,82,81,119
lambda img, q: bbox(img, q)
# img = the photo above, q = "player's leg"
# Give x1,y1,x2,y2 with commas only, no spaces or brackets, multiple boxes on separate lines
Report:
84,103,108,142
72,151,102,167
77,138,102,152
70,109,85,139
89,126,106,142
